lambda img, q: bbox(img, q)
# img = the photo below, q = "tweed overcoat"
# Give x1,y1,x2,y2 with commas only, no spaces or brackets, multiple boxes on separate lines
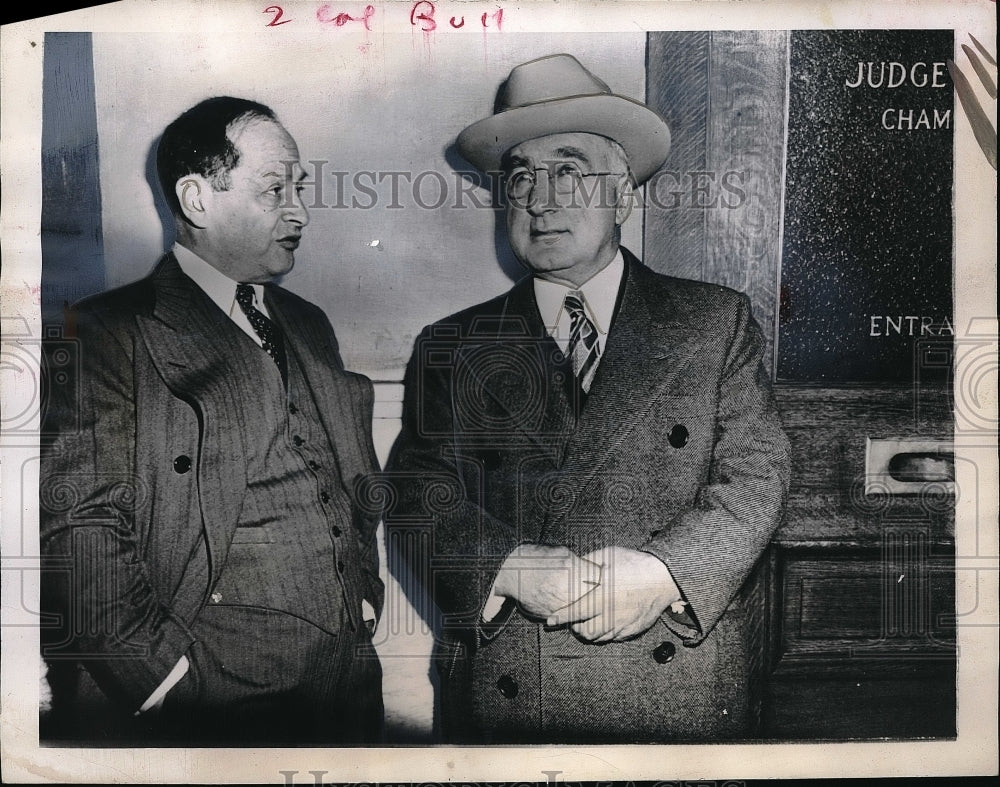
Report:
387,249,790,743
39,254,383,740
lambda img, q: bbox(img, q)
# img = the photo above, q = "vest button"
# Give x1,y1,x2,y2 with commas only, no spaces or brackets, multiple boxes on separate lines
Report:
331,526,342,537
210,592,223,604
337,560,345,573
308,459,320,470
293,435,304,447
172,455,191,474
496,674,519,698
652,641,676,664
288,402,298,414
320,491,331,503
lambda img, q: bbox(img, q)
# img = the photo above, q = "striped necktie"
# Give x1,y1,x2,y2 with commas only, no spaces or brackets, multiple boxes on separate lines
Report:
235,284,288,383
564,291,601,393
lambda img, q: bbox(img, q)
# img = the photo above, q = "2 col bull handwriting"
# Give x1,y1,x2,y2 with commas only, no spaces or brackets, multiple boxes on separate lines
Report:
264,3,505,32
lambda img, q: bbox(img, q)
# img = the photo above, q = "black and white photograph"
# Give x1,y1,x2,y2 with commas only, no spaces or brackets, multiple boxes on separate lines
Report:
1,0,996,781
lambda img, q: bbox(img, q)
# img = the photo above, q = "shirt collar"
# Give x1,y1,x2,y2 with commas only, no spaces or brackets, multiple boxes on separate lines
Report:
533,250,625,339
173,243,265,317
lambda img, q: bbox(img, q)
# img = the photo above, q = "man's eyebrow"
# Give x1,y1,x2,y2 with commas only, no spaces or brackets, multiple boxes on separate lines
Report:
257,167,307,182
502,147,593,169
552,146,592,163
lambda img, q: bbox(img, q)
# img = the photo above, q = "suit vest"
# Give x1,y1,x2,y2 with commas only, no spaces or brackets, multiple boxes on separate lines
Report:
200,328,358,629
179,314,382,742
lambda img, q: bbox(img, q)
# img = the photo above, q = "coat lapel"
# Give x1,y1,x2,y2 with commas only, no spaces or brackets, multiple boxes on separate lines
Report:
463,279,574,467
264,287,379,491
543,252,711,531
134,255,253,590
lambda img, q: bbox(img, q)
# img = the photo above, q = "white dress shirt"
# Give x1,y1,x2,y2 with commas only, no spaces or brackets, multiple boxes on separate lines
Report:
532,250,624,354
173,243,268,345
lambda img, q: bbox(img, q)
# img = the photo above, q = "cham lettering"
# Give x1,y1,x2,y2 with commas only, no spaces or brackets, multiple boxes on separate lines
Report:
881,108,951,130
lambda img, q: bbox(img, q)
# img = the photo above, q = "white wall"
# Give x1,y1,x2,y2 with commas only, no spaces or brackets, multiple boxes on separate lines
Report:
93,31,646,380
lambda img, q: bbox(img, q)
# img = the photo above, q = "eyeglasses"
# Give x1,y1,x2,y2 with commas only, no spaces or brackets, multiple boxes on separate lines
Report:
504,162,626,201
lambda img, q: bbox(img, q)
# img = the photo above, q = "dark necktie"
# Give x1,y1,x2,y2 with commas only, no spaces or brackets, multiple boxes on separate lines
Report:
564,291,601,393
235,283,287,383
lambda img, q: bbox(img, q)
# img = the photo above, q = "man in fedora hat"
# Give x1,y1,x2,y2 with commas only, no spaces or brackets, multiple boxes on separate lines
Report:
387,54,790,743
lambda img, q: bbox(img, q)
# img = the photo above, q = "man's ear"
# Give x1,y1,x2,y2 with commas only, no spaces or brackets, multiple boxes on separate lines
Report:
175,176,210,228
615,178,635,226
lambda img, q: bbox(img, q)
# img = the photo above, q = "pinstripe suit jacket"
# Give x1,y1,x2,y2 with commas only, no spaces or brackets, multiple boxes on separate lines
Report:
39,254,382,737
388,249,790,742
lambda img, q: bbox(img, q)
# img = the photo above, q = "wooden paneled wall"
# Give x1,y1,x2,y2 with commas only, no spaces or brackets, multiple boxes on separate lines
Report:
645,31,788,376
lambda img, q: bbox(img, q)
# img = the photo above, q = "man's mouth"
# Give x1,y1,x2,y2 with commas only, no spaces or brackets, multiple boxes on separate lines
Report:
530,228,567,242
277,236,301,250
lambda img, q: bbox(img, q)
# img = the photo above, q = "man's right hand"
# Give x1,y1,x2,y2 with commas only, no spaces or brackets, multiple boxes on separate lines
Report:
492,544,602,619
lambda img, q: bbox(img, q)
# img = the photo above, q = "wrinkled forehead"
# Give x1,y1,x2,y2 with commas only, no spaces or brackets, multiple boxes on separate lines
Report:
502,132,619,171
229,118,302,174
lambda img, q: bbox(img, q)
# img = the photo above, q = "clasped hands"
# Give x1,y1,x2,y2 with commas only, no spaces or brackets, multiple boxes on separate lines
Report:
492,544,681,643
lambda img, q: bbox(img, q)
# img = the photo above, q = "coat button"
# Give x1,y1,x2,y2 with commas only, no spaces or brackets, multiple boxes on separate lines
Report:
331,526,342,537
210,592,223,604
173,455,192,474
496,674,519,699
652,641,676,664
288,402,298,415
292,435,304,447
668,424,689,448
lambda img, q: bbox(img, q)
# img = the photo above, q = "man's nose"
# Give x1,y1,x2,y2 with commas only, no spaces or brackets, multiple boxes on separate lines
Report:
525,171,558,215
285,189,309,227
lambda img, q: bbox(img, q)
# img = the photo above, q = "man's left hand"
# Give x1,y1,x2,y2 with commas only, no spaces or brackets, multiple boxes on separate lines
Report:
545,547,681,643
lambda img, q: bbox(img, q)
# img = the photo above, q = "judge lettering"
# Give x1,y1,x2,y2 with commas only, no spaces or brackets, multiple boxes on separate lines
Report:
845,61,948,89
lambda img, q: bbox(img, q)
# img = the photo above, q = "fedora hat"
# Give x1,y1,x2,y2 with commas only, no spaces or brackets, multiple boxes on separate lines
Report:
456,54,670,185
